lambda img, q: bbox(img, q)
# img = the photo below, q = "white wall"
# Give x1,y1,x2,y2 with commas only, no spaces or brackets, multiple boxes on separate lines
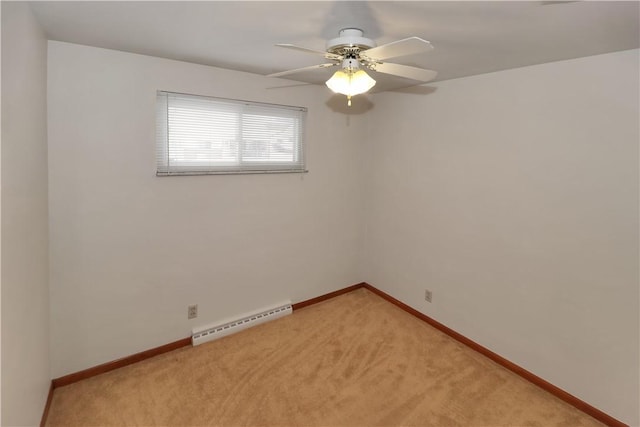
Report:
47,41,366,378
1,2,51,425
363,49,639,425
47,40,638,424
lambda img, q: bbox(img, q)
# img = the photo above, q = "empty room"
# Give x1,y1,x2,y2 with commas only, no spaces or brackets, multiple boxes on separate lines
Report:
2,1,639,426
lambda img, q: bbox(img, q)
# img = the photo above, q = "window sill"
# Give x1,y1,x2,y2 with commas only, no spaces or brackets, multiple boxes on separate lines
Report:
156,169,309,177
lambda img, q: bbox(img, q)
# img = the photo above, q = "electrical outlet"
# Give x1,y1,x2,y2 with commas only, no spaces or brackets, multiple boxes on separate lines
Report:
425,289,432,303
188,304,198,319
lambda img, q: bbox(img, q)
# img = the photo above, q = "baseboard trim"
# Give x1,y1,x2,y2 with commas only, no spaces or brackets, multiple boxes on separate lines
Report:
44,282,626,427
49,283,364,390
52,337,191,388
292,282,366,310
50,283,364,391
361,282,627,427
40,381,54,427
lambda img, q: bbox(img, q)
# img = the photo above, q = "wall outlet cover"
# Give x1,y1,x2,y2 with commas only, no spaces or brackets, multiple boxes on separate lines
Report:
425,290,432,303
188,304,198,319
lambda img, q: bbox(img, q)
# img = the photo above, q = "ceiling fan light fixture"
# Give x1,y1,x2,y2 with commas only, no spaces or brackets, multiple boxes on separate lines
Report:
325,69,376,106
271,28,437,105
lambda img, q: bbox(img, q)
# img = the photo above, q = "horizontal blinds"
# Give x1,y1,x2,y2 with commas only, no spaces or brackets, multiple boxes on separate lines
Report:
156,91,306,175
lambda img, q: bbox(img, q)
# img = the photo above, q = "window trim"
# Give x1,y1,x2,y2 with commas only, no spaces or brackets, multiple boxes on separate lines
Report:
156,90,308,176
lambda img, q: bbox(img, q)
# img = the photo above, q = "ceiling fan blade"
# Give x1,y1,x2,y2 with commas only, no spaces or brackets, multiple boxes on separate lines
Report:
372,63,438,82
267,63,338,78
275,44,342,60
360,37,433,61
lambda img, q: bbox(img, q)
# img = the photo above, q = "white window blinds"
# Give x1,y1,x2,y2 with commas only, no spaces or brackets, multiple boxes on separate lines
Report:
156,91,307,175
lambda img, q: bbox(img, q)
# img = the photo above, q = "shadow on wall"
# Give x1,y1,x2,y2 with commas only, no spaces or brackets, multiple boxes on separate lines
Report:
390,85,438,95
325,84,438,115
265,83,436,115
326,93,374,114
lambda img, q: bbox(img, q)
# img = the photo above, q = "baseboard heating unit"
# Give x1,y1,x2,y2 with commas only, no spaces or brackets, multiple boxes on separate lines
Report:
191,300,292,346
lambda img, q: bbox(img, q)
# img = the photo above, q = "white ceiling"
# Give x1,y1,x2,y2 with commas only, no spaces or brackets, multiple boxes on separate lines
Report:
29,1,639,91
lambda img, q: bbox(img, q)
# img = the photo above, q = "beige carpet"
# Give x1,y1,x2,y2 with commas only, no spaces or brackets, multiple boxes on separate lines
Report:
46,288,603,426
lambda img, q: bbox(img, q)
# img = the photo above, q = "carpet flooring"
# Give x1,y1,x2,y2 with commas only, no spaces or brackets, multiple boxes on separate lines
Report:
46,288,603,426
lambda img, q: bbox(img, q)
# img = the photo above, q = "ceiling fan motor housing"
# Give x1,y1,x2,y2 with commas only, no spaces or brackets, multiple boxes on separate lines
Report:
342,56,360,71
326,28,376,54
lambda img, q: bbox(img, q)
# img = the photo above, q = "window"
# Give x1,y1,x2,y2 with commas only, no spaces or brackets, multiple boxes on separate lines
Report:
156,91,307,175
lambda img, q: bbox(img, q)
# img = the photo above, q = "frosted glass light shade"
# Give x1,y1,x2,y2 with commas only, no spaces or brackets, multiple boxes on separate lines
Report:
325,69,376,96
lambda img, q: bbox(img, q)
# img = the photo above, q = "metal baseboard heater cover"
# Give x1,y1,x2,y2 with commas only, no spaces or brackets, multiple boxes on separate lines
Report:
191,300,292,346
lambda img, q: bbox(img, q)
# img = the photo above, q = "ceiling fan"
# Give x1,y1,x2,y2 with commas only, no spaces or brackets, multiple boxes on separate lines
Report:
268,28,438,106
